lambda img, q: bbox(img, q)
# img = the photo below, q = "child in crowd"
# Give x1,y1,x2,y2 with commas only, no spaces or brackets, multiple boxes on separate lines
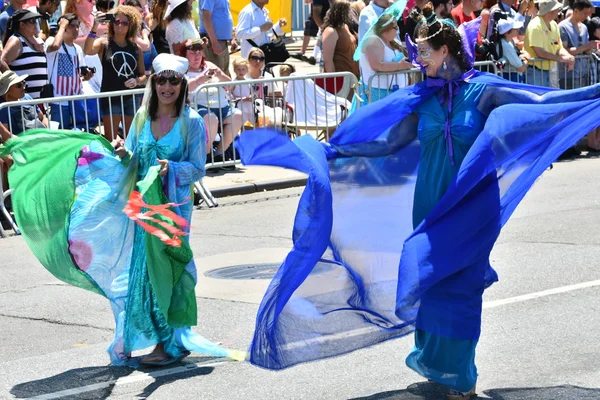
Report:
230,58,254,124
279,64,295,94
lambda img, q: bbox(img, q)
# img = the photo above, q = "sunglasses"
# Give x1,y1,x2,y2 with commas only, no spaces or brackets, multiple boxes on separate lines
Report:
113,19,129,27
186,45,204,53
12,81,26,89
155,76,183,86
249,55,265,62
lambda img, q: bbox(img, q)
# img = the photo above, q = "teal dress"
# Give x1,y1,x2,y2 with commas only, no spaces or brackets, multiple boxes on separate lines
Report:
405,82,487,392
122,119,188,359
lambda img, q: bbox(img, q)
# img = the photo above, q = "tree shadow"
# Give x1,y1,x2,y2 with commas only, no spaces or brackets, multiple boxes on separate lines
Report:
10,356,219,399
349,382,600,400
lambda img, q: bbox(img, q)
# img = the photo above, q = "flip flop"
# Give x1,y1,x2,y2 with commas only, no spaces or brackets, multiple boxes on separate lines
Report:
140,350,191,367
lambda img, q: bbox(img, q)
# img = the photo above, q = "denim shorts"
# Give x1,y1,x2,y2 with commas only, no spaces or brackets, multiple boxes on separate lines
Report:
100,95,137,117
197,105,234,120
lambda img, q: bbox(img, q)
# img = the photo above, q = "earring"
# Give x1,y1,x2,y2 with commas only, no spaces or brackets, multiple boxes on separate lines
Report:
443,61,447,70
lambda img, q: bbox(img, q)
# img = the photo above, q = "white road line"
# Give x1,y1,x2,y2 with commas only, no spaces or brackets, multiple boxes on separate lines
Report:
27,279,600,399
27,359,229,400
482,279,600,309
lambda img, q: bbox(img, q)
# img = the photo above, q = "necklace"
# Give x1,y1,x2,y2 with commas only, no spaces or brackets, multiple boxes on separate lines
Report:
159,114,173,133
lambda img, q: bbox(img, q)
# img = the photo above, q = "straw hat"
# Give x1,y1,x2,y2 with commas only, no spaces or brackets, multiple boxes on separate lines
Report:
537,0,562,16
0,71,27,97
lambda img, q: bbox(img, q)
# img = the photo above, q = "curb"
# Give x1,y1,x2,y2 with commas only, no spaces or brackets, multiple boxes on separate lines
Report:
207,176,308,198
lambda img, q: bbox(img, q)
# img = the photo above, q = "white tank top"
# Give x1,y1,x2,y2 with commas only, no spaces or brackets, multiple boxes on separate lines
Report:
359,36,408,90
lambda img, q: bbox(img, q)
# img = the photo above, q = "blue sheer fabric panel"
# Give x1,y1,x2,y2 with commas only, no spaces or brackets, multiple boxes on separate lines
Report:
236,73,600,370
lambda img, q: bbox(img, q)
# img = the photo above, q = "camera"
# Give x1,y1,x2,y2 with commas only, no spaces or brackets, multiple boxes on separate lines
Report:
79,66,96,75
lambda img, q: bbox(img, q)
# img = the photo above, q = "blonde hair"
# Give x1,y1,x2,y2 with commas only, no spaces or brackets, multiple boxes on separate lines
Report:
248,47,265,59
279,65,294,76
232,58,249,69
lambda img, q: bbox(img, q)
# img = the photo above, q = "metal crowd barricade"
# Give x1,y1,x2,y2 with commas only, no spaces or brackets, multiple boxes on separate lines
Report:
365,61,499,105
0,160,19,237
0,87,223,219
499,55,597,89
0,88,145,142
193,71,358,165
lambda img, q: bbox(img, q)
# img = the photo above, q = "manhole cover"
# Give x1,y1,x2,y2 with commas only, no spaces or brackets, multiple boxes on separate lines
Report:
205,262,335,280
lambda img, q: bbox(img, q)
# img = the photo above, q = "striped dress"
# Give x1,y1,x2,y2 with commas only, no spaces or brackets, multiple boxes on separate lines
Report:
9,34,48,99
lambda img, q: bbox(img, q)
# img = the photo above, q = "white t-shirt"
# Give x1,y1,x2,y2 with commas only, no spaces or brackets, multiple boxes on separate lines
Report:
166,18,200,53
188,69,229,108
230,77,254,124
45,38,85,105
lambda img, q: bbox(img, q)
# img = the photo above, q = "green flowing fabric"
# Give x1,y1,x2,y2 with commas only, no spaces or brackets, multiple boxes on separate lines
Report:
0,129,110,296
135,166,197,328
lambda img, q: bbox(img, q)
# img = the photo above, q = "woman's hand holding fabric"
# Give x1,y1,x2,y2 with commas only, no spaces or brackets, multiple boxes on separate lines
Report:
157,158,169,176
112,138,128,159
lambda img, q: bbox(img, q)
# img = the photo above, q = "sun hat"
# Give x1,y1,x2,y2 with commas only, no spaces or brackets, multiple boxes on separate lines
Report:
163,0,187,20
0,71,28,97
497,18,524,35
152,53,189,76
537,0,562,16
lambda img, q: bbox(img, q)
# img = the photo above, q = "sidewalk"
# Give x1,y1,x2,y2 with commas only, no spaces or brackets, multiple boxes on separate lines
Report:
202,164,307,197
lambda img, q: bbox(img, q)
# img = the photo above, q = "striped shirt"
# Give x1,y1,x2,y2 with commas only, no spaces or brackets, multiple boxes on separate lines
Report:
9,34,48,99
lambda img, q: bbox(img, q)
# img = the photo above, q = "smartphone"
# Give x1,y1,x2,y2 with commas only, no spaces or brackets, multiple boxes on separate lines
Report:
99,13,115,23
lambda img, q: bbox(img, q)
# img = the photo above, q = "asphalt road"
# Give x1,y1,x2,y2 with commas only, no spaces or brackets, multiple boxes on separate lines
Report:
1,156,600,400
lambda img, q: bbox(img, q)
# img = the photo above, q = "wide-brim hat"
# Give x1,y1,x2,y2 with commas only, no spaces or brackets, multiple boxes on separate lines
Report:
0,71,28,97
152,53,189,76
537,0,562,16
497,18,524,35
164,0,187,20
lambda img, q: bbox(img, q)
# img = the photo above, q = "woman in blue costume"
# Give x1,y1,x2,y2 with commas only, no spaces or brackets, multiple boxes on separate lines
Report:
234,2,600,399
1,53,240,367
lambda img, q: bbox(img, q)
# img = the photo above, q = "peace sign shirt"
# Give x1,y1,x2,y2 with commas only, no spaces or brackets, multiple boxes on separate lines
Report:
100,40,139,93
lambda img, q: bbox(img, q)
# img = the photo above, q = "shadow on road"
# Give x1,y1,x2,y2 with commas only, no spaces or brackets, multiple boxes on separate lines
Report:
10,357,217,399
349,383,600,400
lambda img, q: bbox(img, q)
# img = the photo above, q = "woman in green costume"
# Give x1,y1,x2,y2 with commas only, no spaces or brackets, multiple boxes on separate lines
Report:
1,53,241,367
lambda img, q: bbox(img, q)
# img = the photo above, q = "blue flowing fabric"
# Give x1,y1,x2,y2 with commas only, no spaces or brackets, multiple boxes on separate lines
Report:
235,71,600,372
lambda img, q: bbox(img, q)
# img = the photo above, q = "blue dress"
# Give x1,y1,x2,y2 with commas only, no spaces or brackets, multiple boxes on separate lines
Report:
406,83,488,392
234,72,600,380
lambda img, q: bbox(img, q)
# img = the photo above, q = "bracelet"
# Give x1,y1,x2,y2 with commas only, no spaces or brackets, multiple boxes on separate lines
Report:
88,32,97,39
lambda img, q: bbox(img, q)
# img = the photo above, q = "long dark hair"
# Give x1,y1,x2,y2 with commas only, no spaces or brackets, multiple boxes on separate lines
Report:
2,16,24,46
417,2,470,72
148,76,189,120
168,1,192,22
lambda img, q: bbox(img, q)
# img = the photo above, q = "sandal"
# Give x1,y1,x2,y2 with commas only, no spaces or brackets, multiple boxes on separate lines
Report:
140,350,191,367
447,384,476,400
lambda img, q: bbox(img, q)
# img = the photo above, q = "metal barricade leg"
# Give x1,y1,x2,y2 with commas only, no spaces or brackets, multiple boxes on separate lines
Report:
0,162,20,237
194,179,218,208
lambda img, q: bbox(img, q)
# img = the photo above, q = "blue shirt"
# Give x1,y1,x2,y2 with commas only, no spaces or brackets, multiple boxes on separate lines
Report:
0,5,15,41
198,0,233,41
